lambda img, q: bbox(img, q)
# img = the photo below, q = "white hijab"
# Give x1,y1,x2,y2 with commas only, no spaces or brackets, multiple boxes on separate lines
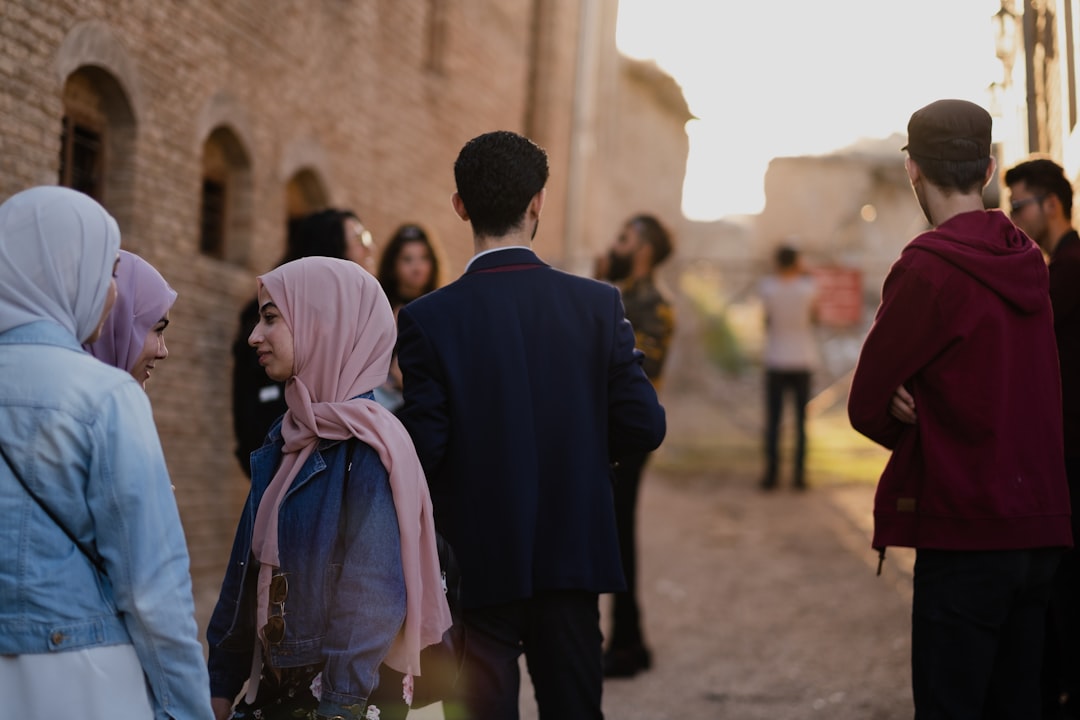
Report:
0,187,120,341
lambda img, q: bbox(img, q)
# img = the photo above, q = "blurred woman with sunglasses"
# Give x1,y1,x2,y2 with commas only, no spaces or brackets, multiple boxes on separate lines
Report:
207,256,451,720
0,187,212,719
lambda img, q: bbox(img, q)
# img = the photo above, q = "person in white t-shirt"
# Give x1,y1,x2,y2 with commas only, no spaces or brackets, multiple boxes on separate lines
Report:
758,244,819,490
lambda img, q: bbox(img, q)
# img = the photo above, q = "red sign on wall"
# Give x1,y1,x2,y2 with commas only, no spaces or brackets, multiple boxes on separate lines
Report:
810,266,863,328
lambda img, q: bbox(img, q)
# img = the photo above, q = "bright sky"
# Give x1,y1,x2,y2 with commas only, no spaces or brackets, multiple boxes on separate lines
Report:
616,0,1006,220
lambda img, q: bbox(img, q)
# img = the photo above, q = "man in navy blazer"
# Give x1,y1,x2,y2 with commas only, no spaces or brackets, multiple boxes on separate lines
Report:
397,130,666,719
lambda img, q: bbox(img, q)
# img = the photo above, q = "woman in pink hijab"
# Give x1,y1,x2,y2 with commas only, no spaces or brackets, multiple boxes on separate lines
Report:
86,250,177,388
207,257,451,720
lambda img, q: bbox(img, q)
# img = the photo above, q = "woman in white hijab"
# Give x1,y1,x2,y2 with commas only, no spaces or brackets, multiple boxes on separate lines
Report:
0,187,213,720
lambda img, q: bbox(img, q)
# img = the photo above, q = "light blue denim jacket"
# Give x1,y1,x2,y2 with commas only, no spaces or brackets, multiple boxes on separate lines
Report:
0,321,213,720
206,397,407,718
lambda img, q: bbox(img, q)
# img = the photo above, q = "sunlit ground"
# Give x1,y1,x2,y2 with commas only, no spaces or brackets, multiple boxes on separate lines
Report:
807,404,891,485
652,387,890,488
653,265,890,487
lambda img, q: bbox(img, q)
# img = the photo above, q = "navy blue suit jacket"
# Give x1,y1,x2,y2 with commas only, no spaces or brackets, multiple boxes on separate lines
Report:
397,247,666,609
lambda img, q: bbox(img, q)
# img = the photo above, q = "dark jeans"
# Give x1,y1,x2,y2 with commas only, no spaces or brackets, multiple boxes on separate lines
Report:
763,369,810,487
452,590,603,720
608,451,649,651
913,548,1062,720
1041,456,1080,719
369,665,408,720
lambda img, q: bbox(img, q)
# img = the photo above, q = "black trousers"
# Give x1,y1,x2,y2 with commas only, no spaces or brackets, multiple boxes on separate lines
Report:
369,665,408,720
608,451,649,651
1041,456,1080,719
912,548,1061,720
763,369,810,486
452,590,603,720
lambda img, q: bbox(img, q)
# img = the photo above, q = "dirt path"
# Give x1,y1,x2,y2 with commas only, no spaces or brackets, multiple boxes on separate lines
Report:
413,468,917,720
592,470,914,720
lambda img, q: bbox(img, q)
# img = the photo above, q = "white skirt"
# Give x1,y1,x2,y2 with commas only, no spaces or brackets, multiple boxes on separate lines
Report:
0,643,153,719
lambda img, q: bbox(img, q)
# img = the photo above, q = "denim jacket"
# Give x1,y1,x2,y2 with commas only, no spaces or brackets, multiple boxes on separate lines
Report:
206,399,407,718
0,321,213,720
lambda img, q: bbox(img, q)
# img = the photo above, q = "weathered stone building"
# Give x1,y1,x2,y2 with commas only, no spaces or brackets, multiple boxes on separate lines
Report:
1,0,691,629
757,142,927,297
578,54,691,270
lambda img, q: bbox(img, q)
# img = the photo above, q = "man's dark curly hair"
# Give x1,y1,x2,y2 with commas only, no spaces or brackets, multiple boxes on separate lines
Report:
453,131,549,238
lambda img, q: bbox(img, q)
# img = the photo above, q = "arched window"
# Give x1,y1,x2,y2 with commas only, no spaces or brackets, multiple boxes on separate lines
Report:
199,126,253,263
285,168,329,219
58,66,137,234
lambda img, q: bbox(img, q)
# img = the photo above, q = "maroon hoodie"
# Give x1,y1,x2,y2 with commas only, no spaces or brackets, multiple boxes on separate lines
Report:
849,209,1072,551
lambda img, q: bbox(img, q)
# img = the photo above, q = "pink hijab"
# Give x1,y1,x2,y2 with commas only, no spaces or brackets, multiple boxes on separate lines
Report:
86,250,177,372
249,256,450,677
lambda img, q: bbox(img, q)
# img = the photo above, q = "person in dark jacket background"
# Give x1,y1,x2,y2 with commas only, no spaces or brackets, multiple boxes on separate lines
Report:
848,99,1071,719
1004,156,1080,719
595,213,675,678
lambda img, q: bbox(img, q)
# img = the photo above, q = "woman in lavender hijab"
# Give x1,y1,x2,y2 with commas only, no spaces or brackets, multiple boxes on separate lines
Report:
86,249,177,389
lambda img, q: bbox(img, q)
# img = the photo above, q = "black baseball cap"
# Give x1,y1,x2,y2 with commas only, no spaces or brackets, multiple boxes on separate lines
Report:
902,99,992,161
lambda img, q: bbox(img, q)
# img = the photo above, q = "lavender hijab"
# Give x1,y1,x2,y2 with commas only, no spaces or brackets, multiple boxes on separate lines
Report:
250,256,451,677
0,186,119,341
86,250,177,372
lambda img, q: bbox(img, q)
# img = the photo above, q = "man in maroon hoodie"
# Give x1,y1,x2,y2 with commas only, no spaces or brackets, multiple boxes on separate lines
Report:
848,99,1072,719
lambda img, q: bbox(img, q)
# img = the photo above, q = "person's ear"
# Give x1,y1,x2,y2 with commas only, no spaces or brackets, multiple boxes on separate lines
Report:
451,192,469,222
982,155,997,189
905,156,920,184
1044,192,1063,217
528,188,546,220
